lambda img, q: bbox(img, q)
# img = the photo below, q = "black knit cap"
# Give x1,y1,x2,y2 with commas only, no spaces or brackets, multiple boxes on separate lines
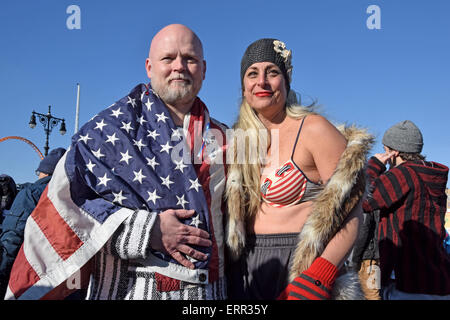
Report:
240,38,292,93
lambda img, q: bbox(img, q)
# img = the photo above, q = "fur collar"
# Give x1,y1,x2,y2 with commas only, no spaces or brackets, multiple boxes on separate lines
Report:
225,124,374,300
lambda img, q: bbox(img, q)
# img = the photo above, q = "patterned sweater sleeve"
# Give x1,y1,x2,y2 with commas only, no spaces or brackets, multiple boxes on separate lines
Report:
108,210,158,260
362,157,411,213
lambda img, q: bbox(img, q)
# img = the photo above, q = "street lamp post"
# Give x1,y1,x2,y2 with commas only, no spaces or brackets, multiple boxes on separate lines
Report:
29,105,66,156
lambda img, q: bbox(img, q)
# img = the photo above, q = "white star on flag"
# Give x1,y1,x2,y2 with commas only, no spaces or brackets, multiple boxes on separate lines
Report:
111,108,124,118
119,150,133,164
86,159,96,173
106,132,119,146
78,133,92,144
92,148,105,159
156,112,169,123
160,141,173,154
145,100,153,111
160,174,174,189
120,121,134,133
190,214,202,227
137,115,147,125
112,190,127,205
147,129,160,140
98,173,112,187
188,178,202,192
171,128,183,141
176,194,189,209
94,119,107,131
147,189,161,205
174,159,188,173
127,96,137,108
133,139,147,151
133,169,146,184
146,156,159,170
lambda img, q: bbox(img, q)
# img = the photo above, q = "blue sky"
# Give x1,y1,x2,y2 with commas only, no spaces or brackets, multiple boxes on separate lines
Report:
1,0,449,187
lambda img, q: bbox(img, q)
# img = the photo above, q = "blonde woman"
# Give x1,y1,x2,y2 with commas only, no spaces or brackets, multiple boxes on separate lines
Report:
225,38,374,300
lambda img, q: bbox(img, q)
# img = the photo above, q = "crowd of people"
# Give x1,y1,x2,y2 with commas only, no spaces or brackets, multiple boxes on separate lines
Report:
0,24,449,301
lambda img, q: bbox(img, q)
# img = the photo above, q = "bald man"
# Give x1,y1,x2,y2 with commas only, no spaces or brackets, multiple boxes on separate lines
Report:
5,24,228,300
146,24,206,125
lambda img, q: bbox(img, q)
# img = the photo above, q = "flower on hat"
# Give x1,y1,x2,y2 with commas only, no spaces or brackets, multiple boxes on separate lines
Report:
273,40,292,82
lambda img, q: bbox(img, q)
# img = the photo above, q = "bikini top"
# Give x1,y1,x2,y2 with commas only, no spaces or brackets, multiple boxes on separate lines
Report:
260,117,324,208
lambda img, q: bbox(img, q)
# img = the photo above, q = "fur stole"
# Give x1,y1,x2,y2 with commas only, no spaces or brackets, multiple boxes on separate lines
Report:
225,124,374,300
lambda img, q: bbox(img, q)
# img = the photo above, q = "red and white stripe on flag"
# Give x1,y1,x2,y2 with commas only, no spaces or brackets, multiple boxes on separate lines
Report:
5,152,133,300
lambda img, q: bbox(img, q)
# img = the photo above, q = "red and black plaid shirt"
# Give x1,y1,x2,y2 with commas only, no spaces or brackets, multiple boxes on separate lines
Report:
363,157,450,295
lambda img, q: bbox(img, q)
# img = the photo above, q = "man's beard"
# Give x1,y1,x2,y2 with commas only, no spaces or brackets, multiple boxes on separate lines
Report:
152,74,199,106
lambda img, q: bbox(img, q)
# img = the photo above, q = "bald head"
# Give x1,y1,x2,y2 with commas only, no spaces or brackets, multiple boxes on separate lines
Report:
145,24,206,117
149,24,204,62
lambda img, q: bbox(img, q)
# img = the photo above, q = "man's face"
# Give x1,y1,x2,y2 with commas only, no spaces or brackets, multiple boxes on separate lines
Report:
146,29,205,107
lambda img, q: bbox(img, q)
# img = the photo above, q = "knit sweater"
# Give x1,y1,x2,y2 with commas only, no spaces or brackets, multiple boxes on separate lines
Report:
362,157,450,295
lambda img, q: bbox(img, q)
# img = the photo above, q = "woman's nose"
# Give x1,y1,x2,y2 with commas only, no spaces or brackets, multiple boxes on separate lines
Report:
257,73,267,87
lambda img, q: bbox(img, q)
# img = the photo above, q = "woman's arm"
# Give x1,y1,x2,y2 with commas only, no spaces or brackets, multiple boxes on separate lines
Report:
321,199,362,268
302,115,361,268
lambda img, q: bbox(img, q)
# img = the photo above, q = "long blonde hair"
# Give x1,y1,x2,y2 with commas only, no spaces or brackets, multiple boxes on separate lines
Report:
226,90,317,230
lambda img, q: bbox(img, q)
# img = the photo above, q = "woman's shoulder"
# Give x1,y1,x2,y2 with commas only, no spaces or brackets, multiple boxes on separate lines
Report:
293,116,347,162
301,114,343,138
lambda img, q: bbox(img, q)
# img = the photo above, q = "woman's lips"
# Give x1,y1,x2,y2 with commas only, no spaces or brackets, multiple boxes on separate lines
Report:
255,92,273,97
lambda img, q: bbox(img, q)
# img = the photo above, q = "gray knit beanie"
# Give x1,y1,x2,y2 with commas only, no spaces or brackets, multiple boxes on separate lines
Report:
240,38,293,93
382,120,423,153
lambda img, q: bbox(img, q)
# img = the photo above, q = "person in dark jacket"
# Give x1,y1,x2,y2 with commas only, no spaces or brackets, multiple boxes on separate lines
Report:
362,120,450,300
0,174,18,238
0,148,66,298
349,209,381,300
0,174,18,231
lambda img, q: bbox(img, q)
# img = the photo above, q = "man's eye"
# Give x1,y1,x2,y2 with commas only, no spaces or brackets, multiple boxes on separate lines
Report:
184,56,199,63
247,71,257,78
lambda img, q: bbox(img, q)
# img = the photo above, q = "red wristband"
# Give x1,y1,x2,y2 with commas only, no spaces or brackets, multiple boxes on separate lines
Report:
303,257,338,288
278,257,338,300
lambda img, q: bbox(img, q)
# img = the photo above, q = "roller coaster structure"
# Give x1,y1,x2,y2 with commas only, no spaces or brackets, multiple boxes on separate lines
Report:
0,136,44,160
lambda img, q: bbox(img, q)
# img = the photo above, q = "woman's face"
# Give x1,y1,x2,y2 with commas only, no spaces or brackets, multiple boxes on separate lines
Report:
243,62,287,114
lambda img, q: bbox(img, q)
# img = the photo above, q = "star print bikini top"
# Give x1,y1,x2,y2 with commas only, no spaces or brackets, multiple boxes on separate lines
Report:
260,117,324,208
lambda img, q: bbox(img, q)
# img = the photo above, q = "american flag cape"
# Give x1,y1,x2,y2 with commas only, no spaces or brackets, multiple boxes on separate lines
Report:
5,83,228,300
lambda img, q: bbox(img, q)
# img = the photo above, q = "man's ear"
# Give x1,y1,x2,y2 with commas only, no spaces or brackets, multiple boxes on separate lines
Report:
202,60,206,80
145,58,152,79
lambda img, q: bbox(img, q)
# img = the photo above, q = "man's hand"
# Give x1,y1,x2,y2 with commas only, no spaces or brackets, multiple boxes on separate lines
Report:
150,209,212,269
374,150,396,165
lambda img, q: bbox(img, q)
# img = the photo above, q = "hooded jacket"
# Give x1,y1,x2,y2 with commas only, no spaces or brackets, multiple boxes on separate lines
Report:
226,125,374,300
0,174,17,212
363,157,450,295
